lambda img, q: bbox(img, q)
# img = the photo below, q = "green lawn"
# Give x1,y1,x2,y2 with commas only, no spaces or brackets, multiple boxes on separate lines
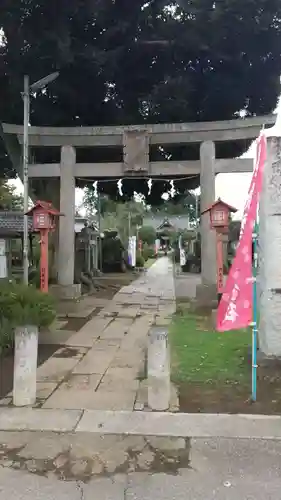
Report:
144,258,155,269
170,311,251,386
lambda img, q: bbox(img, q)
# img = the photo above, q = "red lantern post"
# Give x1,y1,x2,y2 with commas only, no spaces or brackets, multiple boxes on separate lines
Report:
201,198,237,302
26,201,62,292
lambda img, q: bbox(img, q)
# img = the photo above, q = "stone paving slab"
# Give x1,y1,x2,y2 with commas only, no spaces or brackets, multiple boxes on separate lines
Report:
36,382,58,399
44,391,136,411
117,307,141,318
72,347,118,375
64,318,112,347
104,367,140,380
43,375,103,410
100,317,133,340
66,306,97,319
37,357,80,382
94,338,122,348
74,316,112,336
38,329,74,345
109,350,145,370
98,374,140,393
0,408,82,432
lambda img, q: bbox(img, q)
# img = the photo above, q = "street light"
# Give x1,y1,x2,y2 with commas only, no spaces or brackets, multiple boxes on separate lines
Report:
22,71,59,285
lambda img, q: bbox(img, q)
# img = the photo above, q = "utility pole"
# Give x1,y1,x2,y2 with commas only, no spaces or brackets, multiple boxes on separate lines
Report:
98,192,103,271
128,210,131,239
22,71,59,285
23,76,30,285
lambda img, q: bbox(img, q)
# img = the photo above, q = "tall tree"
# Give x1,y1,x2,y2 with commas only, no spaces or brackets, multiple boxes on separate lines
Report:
1,0,281,201
151,192,201,222
0,181,24,210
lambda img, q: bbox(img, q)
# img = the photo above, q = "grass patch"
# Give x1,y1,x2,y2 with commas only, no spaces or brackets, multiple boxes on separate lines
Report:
170,312,251,386
144,258,155,269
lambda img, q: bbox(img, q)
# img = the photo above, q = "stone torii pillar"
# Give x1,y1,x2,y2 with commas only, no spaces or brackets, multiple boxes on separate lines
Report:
57,145,81,298
259,133,281,356
196,140,217,306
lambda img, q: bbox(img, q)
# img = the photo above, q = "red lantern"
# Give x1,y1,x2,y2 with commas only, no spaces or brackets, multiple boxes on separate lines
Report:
202,198,237,230
201,199,237,298
26,201,63,292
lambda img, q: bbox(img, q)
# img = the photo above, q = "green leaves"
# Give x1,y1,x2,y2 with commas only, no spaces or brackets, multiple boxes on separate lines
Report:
1,0,281,201
0,181,24,210
0,281,56,333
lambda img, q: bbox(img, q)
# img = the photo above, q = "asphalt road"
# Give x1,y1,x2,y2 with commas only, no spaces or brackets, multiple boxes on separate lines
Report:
0,438,281,499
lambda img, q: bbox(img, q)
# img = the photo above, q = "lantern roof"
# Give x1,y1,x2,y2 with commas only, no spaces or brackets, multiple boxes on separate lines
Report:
25,200,62,216
201,198,237,215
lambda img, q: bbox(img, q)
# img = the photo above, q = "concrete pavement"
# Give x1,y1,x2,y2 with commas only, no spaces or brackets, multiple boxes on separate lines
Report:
0,438,281,499
1,257,176,412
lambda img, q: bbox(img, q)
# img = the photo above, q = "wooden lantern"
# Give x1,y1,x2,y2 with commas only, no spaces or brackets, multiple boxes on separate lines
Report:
27,200,60,232
201,198,237,298
26,201,62,292
202,198,237,230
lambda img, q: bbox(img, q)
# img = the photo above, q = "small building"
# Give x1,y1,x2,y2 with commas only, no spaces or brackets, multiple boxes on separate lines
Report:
142,215,196,248
0,211,34,278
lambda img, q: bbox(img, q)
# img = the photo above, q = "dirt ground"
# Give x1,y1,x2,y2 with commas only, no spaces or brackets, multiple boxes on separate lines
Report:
178,359,281,414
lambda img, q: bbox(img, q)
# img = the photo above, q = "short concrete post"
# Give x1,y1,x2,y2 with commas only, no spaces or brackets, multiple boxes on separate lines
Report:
13,325,38,406
148,327,170,411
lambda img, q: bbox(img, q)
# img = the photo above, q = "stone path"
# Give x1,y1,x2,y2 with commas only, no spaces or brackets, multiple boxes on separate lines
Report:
10,257,176,412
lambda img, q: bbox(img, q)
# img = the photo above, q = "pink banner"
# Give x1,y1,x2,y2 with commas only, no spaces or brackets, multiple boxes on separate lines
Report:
216,133,267,331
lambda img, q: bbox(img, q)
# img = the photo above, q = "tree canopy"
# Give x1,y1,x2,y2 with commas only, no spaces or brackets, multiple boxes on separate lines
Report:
1,0,281,201
0,181,23,210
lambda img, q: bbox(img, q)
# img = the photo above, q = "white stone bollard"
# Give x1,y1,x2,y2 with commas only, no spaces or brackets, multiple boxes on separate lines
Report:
13,325,38,406
148,327,170,411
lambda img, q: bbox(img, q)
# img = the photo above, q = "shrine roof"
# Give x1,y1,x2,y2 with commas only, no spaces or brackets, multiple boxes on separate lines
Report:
0,211,33,237
143,215,191,231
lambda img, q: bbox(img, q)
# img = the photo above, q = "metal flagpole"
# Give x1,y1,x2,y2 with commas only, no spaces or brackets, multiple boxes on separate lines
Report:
251,220,259,401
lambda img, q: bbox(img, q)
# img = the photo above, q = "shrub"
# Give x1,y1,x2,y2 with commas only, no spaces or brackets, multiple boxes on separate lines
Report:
138,226,157,245
142,243,155,261
136,250,145,268
0,317,14,351
0,281,56,330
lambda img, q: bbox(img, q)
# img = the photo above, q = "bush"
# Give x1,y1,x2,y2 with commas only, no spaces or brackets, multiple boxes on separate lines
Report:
136,250,145,268
0,281,56,330
142,243,155,261
0,317,14,351
138,226,157,245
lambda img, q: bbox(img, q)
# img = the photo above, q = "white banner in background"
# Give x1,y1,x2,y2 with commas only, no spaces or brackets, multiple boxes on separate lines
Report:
128,236,137,267
155,239,161,254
